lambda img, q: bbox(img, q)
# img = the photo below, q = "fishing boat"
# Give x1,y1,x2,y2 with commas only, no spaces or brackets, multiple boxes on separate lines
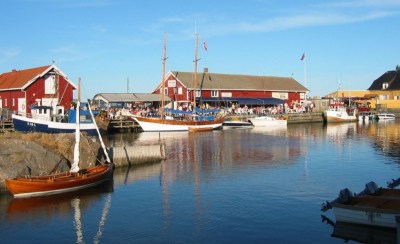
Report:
131,33,225,132
323,106,358,123
248,116,287,127
12,104,98,135
321,181,400,228
376,113,396,120
222,116,253,129
5,86,114,198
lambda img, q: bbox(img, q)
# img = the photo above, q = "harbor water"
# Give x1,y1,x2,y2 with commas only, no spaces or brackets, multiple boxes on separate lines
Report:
1,120,400,243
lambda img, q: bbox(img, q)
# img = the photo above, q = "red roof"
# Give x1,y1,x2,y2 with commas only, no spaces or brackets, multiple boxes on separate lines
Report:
0,65,51,90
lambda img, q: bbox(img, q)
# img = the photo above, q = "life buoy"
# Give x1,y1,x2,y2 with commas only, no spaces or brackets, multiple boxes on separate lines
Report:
22,104,25,110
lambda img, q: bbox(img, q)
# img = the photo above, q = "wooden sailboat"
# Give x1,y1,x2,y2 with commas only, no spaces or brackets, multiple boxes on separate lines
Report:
132,33,225,132
5,80,114,198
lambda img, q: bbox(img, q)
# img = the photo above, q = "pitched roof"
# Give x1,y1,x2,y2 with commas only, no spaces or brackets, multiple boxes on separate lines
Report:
368,69,400,91
0,65,75,91
170,71,308,92
93,93,171,103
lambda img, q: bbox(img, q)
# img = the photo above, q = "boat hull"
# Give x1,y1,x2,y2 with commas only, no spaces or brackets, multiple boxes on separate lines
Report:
376,113,396,120
132,116,225,132
332,193,400,228
324,110,358,123
12,114,98,135
248,116,287,127
5,164,114,198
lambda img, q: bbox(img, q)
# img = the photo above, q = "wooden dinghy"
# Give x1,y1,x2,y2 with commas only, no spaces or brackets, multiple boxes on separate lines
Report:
5,164,113,198
322,181,400,228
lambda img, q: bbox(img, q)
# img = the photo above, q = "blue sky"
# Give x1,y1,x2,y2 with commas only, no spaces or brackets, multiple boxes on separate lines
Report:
1,0,400,99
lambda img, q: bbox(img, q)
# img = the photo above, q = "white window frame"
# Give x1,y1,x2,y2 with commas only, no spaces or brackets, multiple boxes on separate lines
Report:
195,90,201,97
382,82,389,90
178,87,183,95
211,90,219,97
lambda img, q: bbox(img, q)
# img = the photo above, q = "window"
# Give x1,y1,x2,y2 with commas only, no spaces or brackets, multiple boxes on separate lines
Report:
5,99,7,107
12,98,15,106
195,90,201,97
379,94,389,100
164,87,168,95
178,87,182,95
382,82,389,90
211,90,218,97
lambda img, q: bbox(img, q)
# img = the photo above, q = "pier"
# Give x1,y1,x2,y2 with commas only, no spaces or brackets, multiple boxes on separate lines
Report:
0,120,14,132
109,145,165,167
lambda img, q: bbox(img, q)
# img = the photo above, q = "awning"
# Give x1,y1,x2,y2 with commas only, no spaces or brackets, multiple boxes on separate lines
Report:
196,97,284,105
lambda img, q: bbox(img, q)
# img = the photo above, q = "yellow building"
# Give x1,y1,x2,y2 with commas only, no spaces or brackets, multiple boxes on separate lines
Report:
324,66,400,110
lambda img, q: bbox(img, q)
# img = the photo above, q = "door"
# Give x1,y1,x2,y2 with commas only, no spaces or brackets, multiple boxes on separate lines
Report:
18,98,26,115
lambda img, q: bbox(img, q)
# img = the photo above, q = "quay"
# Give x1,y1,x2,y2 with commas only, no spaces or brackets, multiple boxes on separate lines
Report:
0,120,14,132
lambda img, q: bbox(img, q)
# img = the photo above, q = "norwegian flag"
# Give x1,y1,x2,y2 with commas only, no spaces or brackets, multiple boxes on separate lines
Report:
203,41,208,51
300,53,305,60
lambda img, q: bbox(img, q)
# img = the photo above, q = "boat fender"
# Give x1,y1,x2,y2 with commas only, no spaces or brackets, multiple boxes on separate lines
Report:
338,188,353,203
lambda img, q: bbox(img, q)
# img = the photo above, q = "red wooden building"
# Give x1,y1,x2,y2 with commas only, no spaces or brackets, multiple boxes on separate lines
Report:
0,65,76,115
153,70,308,108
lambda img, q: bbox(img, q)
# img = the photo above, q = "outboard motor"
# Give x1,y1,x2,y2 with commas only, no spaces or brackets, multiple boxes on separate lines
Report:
338,188,354,203
321,188,354,211
357,181,380,196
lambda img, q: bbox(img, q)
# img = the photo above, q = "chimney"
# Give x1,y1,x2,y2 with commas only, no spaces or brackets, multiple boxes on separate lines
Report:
203,67,208,73
12,69,17,72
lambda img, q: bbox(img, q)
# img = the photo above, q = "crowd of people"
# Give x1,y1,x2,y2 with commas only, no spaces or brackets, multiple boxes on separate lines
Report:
96,100,316,120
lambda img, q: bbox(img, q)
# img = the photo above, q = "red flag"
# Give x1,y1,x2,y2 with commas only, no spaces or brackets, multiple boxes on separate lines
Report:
203,41,208,51
300,53,305,60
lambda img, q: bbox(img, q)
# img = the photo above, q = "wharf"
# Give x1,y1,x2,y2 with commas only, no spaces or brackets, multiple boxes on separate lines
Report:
0,120,14,132
108,119,142,132
233,112,324,124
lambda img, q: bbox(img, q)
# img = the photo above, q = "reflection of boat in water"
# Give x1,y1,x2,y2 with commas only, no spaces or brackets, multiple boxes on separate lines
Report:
325,122,357,136
7,180,113,217
331,221,397,243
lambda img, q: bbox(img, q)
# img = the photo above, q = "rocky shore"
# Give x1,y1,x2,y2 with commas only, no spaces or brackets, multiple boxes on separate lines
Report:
0,132,105,192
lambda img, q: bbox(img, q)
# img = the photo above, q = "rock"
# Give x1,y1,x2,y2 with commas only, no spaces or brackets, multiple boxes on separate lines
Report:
0,132,104,192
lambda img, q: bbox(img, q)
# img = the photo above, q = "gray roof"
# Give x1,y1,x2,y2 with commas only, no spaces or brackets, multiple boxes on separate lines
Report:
93,93,171,103
171,71,308,92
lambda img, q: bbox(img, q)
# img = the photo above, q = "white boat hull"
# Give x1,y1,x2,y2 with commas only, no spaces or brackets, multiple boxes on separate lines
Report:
324,110,358,123
248,116,287,127
12,114,97,134
377,113,396,120
333,206,399,228
132,116,224,132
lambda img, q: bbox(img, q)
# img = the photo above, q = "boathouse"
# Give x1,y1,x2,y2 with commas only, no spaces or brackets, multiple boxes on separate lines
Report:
153,70,308,108
0,65,76,115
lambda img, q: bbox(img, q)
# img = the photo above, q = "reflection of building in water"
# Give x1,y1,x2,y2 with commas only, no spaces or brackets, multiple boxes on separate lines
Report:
367,122,400,160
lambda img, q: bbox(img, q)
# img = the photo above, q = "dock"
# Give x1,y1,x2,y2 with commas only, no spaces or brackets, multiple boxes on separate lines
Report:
0,120,14,132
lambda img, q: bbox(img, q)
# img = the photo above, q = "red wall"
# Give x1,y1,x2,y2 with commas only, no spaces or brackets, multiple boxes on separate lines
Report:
153,74,304,105
0,73,74,114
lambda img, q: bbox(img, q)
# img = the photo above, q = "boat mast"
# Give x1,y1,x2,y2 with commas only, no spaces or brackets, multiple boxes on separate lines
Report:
160,32,167,120
193,33,199,111
70,78,81,173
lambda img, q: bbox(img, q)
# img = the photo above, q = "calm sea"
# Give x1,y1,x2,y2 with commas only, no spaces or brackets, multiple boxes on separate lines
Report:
1,120,400,243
